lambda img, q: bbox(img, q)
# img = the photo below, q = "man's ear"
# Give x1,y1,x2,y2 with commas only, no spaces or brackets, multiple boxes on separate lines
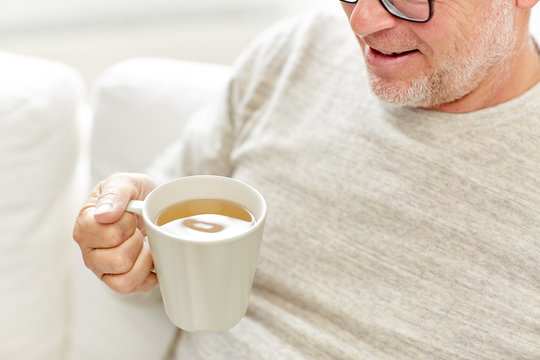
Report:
516,0,539,10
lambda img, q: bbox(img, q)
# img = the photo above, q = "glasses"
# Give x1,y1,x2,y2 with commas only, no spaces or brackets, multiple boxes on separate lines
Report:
340,0,434,23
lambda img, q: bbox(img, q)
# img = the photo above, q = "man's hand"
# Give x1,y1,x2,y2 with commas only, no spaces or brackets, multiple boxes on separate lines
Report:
73,173,158,293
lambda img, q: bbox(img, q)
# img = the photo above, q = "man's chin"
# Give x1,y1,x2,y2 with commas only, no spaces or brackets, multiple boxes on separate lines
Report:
367,72,433,108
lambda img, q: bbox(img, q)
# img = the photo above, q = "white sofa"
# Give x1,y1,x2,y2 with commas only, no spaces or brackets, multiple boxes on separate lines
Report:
1,13,540,359
0,53,231,359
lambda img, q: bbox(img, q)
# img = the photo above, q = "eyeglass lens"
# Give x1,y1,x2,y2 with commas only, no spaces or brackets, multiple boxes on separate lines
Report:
381,0,431,22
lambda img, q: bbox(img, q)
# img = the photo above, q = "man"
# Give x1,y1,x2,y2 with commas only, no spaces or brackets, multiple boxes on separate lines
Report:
73,0,540,358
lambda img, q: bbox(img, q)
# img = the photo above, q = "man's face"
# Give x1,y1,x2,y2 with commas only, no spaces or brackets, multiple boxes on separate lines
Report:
341,0,518,110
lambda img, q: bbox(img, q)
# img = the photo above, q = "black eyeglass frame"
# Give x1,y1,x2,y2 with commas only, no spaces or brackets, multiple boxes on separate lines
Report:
340,0,435,23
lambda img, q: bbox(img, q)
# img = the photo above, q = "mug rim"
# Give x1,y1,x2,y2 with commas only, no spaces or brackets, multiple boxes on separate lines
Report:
141,175,267,245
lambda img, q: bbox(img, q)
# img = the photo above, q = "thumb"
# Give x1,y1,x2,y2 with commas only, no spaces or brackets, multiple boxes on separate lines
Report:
94,196,124,224
92,173,155,224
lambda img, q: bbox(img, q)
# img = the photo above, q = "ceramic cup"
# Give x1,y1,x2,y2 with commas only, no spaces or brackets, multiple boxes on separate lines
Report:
126,175,267,332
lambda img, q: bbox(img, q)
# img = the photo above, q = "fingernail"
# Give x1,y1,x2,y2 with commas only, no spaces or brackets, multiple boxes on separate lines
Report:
94,203,113,216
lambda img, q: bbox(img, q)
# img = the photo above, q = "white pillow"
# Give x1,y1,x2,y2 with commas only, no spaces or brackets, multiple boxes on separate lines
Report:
90,58,231,186
0,52,84,360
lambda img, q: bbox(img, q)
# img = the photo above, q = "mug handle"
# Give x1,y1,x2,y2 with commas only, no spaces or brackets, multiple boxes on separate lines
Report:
126,200,144,216
125,199,156,273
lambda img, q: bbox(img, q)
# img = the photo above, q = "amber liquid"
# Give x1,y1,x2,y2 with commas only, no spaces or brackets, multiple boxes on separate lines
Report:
155,198,255,241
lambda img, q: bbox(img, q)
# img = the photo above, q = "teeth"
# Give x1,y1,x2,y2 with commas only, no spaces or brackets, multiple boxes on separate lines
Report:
378,49,402,56
376,48,416,56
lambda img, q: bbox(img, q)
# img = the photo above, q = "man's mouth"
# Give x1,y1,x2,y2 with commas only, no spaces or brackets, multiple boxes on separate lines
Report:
372,48,420,57
363,45,423,72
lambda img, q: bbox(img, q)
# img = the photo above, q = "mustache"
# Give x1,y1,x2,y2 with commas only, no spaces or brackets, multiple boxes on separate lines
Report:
360,32,423,51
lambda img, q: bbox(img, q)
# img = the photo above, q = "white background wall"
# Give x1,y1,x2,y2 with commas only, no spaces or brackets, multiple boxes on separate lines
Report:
1,0,539,84
0,0,337,83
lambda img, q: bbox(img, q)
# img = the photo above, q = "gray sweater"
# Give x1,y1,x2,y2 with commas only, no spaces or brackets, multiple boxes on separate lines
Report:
150,11,540,360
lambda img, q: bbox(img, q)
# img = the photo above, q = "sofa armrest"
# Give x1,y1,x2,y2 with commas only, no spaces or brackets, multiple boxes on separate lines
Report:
0,51,85,360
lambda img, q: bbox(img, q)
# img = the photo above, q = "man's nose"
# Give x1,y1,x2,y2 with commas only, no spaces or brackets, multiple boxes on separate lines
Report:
347,1,398,37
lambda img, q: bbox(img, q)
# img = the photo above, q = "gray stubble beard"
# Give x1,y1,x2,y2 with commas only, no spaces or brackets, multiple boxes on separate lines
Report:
368,1,516,109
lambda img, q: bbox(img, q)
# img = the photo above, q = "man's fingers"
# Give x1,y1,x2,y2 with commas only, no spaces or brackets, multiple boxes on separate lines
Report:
102,239,157,294
72,172,158,294
137,272,159,293
85,173,156,224
74,209,138,249
93,176,141,224
85,228,145,277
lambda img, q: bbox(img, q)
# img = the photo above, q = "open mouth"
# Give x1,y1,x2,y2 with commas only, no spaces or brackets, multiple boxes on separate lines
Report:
372,48,419,57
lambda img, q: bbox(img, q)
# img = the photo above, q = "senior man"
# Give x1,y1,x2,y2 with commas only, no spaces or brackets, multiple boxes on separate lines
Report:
74,0,540,358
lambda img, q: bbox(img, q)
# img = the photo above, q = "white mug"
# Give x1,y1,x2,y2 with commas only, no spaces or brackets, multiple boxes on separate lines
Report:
126,175,267,332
